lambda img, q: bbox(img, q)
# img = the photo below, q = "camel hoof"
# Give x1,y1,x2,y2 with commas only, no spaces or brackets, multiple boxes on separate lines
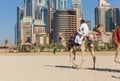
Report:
93,67,95,70
72,64,80,69
93,56,96,69
114,59,120,64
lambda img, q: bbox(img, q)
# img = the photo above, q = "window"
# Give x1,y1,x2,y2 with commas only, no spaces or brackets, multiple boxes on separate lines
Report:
26,37,31,43
26,31,30,35
27,0,30,3
39,0,42,3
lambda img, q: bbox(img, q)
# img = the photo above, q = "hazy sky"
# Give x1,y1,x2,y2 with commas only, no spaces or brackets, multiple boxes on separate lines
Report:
0,0,119,44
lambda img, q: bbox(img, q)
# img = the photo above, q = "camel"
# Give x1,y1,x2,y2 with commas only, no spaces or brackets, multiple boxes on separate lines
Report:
67,33,96,69
94,24,120,64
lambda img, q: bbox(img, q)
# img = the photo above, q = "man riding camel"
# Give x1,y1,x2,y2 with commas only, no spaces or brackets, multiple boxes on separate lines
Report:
75,19,93,47
75,20,89,44
68,19,96,69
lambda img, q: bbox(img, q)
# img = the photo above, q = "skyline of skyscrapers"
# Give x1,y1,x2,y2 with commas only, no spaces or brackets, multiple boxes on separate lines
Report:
16,0,49,45
15,0,120,45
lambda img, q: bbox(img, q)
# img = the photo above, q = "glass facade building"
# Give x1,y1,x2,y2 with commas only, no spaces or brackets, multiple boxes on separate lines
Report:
16,7,23,45
54,0,67,11
106,7,120,31
24,0,32,16
95,0,110,31
72,0,82,20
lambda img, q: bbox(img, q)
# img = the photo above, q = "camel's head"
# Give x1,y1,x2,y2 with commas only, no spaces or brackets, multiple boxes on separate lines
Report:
93,24,104,35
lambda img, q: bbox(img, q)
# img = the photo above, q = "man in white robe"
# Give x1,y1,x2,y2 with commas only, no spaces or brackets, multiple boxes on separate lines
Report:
75,20,89,45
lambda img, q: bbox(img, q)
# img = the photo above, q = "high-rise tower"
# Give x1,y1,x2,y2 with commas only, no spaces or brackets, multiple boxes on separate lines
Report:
98,0,107,6
106,7,120,31
24,0,32,16
95,0,110,31
35,0,48,24
72,0,83,28
53,9,78,43
15,7,23,45
54,0,67,11
72,0,83,21
47,0,53,9
24,0,46,19
47,4,54,43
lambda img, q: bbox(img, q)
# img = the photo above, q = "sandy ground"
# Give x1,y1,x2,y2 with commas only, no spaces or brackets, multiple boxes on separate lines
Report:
0,52,120,81
0,51,116,56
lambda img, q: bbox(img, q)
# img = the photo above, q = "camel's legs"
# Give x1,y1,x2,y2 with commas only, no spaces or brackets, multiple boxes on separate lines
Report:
89,46,96,69
69,48,77,67
79,41,86,68
114,45,120,64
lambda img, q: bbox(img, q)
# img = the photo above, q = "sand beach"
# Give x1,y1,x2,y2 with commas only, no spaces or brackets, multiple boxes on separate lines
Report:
0,51,119,81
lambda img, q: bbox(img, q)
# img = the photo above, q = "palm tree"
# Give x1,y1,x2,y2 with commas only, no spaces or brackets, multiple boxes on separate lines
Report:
17,40,22,52
17,39,22,46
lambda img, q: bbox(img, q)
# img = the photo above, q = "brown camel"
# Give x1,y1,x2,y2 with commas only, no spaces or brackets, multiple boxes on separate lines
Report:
94,24,120,64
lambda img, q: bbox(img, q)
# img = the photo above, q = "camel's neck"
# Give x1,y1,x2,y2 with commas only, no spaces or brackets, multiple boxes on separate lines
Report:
101,31,105,36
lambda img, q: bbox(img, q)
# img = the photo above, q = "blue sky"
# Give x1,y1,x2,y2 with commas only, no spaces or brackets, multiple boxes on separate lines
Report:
0,0,120,44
